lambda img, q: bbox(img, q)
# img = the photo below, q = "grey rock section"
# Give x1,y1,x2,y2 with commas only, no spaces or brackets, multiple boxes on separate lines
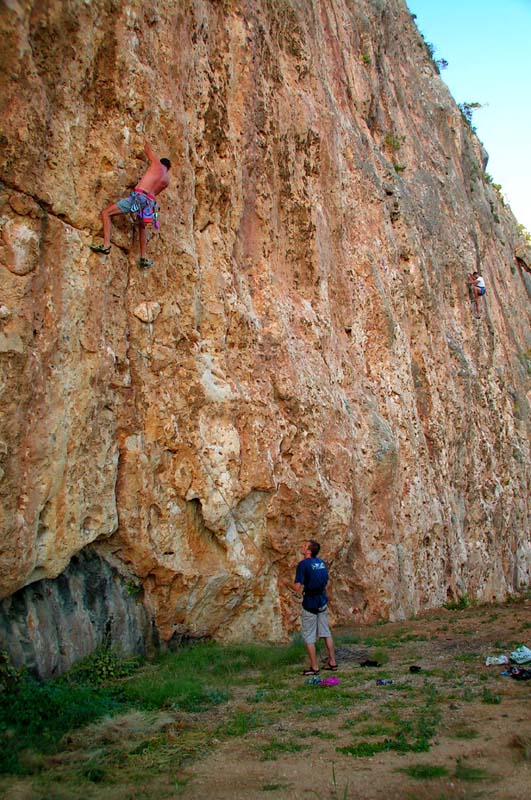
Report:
0,549,159,678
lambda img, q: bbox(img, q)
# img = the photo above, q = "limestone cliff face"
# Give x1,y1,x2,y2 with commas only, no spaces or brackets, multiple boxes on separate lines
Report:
1,0,530,671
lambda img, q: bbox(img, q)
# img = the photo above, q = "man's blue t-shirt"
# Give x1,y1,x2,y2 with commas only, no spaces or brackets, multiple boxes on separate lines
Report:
295,557,329,613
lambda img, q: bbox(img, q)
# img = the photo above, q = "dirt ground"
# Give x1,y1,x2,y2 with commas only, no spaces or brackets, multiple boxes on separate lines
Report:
1,599,530,800
183,601,531,800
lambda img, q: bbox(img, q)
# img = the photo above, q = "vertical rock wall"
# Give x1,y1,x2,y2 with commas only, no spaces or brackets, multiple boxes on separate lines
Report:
0,549,159,678
1,0,530,673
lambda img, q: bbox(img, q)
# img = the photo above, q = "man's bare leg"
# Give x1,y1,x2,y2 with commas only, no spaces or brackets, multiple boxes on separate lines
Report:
138,222,155,268
474,288,481,317
324,636,337,667
305,642,319,672
138,222,147,259
100,203,123,249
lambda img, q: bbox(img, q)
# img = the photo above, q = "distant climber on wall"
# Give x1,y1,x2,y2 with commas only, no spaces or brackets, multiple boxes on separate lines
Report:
90,140,171,269
467,271,486,318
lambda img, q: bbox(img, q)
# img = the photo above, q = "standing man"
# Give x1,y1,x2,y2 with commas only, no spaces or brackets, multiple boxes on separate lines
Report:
467,271,486,318
284,540,337,675
90,140,171,269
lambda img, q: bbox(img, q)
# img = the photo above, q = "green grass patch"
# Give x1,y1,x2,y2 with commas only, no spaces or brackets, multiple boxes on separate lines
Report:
259,737,305,760
358,722,397,737
511,733,531,761
348,690,374,701
338,740,389,757
450,727,480,740
173,777,191,793
224,710,265,737
455,759,491,781
121,639,303,712
280,685,355,712
400,632,429,643
336,717,438,758
364,635,399,649
302,705,344,718
342,711,372,728
64,641,141,685
461,688,476,703
335,632,361,645
443,595,471,611
248,688,268,703
455,652,480,662
481,687,501,705
81,764,107,784
398,763,449,779
122,674,229,712
132,640,302,687
378,682,415,692
381,698,410,709
337,696,441,758
371,648,390,664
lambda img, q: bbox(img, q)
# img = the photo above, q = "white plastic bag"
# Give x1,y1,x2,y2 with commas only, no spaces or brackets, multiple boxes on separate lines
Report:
485,655,509,666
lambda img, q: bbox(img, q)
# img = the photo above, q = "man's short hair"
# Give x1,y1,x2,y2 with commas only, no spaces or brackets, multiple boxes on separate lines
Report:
308,540,320,558
160,157,171,170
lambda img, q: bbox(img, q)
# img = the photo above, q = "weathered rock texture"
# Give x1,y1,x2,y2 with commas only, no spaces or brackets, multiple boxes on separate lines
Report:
0,549,159,677
1,0,530,673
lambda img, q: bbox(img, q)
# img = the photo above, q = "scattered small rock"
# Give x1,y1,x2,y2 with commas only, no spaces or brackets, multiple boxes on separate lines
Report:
9,193,41,218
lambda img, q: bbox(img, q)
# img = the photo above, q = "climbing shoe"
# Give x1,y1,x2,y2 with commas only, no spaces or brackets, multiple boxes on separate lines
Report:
90,244,111,255
139,258,154,269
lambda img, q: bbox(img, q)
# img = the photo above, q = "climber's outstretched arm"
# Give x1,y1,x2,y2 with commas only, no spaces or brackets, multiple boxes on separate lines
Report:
144,140,158,163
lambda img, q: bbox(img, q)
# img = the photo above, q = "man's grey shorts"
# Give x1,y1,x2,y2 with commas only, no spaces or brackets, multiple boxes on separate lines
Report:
301,607,331,644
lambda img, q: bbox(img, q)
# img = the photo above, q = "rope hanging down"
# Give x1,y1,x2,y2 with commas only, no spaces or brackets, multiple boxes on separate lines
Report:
192,445,265,563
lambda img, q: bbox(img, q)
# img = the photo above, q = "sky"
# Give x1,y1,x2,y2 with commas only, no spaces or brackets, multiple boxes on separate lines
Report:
406,0,531,231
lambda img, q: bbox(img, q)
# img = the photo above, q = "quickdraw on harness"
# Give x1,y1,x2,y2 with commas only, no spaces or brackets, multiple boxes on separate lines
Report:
129,190,160,230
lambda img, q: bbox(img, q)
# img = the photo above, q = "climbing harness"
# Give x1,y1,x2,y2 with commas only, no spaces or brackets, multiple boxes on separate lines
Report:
128,190,160,229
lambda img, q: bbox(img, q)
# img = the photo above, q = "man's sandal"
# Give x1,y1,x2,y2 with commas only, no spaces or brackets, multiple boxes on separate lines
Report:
90,244,111,255
323,663,338,671
139,258,154,269
302,668,320,676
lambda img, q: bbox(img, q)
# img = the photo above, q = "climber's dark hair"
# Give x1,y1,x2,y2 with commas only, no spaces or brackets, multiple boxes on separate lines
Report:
160,158,171,170
308,540,321,558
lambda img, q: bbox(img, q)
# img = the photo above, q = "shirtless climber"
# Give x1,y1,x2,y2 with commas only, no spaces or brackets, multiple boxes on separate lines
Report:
90,140,171,269
467,271,486,318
